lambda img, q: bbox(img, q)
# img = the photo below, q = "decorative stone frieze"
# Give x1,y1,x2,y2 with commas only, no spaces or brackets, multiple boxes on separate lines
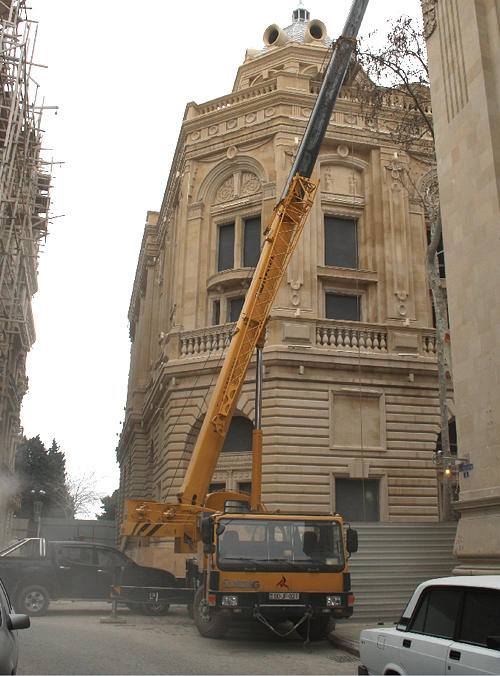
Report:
421,0,437,39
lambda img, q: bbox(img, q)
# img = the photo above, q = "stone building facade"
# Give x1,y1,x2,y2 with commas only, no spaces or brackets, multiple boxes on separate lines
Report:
118,7,449,530
425,0,500,572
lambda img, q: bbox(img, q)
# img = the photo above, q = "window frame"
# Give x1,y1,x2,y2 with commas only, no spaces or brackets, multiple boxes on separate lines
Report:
217,221,235,272
325,290,362,322
227,295,245,323
324,214,359,270
214,211,261,274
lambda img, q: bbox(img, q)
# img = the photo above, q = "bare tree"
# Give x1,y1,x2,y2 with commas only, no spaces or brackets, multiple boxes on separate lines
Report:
51,470,104,520
356,16,454,520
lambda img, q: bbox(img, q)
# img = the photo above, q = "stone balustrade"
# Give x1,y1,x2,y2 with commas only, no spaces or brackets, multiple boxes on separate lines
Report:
180,324,236,357
315,321,387,352
199,82,278,115
178,320,438,360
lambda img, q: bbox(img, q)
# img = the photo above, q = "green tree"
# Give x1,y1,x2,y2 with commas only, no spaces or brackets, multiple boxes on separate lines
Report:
96,489,119,521
14,436,74,519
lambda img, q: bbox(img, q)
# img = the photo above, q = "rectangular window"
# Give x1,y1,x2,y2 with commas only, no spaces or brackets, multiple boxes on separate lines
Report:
326,293,360,321
325,216,358,268
213,300,220,326
229,296,245,323
335,478,380,522
218,223,235,272
243,216,261,268
209,483,226,493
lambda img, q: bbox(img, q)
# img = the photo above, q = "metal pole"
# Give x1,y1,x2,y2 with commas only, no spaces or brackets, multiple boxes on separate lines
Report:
251,346,264,511
281,0,370,199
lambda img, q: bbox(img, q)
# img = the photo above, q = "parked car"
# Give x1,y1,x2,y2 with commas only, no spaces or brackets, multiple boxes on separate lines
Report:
358,575,500,675
0,577,29,675
0,538,177,617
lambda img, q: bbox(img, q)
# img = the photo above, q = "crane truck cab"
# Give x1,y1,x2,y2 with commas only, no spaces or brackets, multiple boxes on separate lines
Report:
195,509,358,639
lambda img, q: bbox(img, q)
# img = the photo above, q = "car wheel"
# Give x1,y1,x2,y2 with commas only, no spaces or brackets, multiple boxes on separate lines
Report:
17,585,50,617
193,587,230,639
139,601,171,616
295,616,333,641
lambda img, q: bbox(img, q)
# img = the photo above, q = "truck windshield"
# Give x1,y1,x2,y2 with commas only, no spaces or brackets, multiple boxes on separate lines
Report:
216,518,345,572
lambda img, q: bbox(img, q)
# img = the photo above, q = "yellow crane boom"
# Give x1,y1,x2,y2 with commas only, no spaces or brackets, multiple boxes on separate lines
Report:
178,175,318,507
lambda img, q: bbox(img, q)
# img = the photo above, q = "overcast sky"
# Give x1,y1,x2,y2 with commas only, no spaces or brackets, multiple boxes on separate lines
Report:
21,0,423,515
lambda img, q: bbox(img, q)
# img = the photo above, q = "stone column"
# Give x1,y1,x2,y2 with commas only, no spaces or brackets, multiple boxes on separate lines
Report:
424,0,500,572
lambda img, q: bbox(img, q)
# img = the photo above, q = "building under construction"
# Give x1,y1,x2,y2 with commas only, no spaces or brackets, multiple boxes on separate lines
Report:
0,0,53,545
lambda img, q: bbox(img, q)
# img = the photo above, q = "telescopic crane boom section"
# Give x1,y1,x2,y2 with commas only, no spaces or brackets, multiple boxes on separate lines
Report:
121,0,369,540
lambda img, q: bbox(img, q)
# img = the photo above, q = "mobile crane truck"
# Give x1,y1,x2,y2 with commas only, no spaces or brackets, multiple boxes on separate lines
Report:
119,0,369,641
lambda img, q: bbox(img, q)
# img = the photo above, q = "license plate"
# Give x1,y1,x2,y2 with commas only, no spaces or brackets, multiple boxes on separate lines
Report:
269,592,299,600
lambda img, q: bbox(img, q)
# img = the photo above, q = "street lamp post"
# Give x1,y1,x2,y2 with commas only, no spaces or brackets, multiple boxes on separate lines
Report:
31,490,45,538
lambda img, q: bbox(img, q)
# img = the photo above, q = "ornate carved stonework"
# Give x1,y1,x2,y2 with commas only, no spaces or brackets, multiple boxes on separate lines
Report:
325,169,333,192
240,172,260,196
216,176,234,203
422,0,437,39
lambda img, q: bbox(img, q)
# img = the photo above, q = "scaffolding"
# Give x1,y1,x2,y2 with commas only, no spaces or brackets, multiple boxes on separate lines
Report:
0,0,53,540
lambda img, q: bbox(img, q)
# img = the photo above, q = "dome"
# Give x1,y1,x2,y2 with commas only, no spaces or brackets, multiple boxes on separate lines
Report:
261,2,332,52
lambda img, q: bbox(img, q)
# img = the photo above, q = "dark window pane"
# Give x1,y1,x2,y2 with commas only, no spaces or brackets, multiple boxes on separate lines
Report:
325,216,358,268
326,293,360,321
411,591,430,634
243,217,261,268
459,589,500,647
209,483,226,493
61,547,95,565
218,223,235,271
410,587,460,639
335,478,379,521
221,416,254,453
213,300,220,326
238,482,252,494
229,296,245,323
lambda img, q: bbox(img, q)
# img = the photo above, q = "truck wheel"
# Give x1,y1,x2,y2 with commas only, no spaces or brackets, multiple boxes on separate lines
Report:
139,601,171,616
295,616,333,641
139,573,177,616
17,585,50,617
193,587,230,639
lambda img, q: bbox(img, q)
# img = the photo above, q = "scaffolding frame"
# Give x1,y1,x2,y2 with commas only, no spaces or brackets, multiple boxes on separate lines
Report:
0,0,53,540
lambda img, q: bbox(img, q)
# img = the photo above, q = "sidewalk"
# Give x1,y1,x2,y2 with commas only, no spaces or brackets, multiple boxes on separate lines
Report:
328,620,389,657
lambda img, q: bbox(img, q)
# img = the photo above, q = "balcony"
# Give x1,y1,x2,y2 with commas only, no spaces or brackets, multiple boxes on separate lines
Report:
177,318,437,360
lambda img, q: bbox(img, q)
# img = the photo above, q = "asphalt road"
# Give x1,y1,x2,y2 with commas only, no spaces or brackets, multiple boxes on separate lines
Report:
16,601,361,675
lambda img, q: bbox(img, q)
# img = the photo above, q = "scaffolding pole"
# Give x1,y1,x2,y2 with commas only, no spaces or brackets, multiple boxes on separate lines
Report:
0,0,54,545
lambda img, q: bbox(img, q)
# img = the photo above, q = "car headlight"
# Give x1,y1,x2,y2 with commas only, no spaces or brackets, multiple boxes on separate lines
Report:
326,595,342,607
221,595,238,606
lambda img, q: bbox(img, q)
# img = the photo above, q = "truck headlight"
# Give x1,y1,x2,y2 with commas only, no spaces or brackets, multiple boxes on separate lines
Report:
221,595,238,606
326,595,342,607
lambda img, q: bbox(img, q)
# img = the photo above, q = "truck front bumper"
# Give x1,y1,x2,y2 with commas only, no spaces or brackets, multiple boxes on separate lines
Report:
211,590,353,619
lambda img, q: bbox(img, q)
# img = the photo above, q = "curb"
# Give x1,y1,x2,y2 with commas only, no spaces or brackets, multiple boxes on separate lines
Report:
327,632,360,658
